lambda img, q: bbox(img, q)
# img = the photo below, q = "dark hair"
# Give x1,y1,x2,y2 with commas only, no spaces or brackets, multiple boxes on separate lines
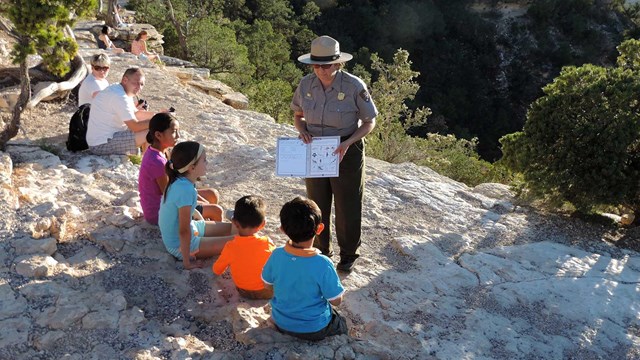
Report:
101,25,110,35
135,30,148,41
280,196,322,243
233,195,266,229
163,141,203,202
147,113,176,144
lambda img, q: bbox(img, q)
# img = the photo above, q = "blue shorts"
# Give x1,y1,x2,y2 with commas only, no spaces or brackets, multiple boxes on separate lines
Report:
165,220,205,260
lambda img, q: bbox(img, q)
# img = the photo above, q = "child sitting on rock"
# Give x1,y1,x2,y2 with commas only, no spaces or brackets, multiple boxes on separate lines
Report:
138,113,224,225
158,141,234,270
212,195,275,299
261,196,348,341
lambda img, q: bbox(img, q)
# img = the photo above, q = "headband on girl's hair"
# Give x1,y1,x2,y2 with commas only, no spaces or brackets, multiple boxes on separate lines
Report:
177,144,204,173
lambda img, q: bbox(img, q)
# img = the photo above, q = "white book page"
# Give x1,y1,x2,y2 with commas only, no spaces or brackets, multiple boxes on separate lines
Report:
276,138,308,176
308,136,340,177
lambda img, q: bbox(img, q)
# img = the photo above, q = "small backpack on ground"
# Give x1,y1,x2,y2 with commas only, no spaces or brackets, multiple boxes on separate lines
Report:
66,103,91,152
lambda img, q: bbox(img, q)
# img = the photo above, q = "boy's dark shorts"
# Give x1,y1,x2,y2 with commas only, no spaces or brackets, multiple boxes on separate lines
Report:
237,287,273,300
275,306,348,341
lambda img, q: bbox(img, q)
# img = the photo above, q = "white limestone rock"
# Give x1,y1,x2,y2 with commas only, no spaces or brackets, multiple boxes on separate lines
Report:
0,280,28,320
38,303,89,329
12,236,57,256
231,303,288,345
0,316,30,347
89,225,127,253
90,343,118,360
18,280,69,301
222,92,249,110
82,310,120,329
34,330,66,350
15,255,58,278
6,145,62,169
118,307,146,335
0,86,20,112
105,205,141,228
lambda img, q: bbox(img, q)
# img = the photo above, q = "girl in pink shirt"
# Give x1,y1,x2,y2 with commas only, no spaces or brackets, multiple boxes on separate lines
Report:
138,113,224,224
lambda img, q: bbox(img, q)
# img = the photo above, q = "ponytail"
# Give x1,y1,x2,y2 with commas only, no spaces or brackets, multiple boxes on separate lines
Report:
163,141,203,202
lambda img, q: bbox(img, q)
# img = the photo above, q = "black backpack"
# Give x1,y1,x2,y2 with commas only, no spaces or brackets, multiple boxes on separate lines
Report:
66,103,91,152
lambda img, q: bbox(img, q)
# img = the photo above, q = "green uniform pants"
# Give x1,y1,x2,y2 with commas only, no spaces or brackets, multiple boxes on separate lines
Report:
306,138,364,257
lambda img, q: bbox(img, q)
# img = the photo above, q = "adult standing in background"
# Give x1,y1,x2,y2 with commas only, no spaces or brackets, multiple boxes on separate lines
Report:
78,53,111,106
291,35,378,272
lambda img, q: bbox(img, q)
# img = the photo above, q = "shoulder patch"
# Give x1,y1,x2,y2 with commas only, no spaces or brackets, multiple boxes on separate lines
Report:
359,89,371,103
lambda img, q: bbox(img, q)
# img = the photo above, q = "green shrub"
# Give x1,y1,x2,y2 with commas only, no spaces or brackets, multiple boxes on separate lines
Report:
500,46,640,211
363,49,507,186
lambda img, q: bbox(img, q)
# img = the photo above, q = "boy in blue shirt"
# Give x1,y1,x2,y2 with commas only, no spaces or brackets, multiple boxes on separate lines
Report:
262,196,348,341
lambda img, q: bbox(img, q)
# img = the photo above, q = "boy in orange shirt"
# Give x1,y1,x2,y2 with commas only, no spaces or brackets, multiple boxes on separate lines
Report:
213,195,275,299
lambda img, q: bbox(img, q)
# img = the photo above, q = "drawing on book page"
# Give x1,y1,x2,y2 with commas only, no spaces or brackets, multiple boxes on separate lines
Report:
309,140,338,176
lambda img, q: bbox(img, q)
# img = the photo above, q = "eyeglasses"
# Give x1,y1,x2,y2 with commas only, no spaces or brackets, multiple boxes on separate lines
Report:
93,66,110,71
312,64,333,69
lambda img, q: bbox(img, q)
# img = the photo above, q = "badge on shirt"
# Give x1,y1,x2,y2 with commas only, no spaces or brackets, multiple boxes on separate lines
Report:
337,92,345,101
359,89,371,102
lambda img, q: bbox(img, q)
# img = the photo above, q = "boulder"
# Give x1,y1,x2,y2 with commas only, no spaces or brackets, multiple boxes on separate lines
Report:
0,317,30,347
0,281,28,320
0,85,20,112
12,236,57,256
15,255,58,278
186,79,249,109
82,310,120,329
34,331,66,350
222,92,249,110
38,303,89,329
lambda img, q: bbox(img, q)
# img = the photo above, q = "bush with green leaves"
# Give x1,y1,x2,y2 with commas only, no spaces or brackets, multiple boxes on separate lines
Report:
360,49,505,186
501,40,640,211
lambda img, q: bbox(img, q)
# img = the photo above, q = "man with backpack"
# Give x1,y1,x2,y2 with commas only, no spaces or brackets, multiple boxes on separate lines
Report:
85,67,164,155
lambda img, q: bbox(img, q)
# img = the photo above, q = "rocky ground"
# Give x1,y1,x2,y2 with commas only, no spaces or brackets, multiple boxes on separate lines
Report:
0,21,638,360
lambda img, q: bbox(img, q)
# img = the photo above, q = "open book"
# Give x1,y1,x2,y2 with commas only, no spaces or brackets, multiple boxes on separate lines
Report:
276,136,340,178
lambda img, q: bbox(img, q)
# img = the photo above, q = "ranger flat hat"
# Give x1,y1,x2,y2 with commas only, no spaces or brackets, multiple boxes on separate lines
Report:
298,35,353,65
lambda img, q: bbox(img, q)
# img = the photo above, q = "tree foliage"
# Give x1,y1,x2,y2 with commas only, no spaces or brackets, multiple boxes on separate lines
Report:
0,0,95,149
362,49,505,186
5,0,94,77
365,49,430,163
501,40,640,211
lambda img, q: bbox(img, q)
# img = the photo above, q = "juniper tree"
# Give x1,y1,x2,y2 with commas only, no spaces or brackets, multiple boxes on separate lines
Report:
0,0,95,149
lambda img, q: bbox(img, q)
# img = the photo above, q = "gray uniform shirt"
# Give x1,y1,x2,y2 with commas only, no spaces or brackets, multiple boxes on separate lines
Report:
291,71,378,137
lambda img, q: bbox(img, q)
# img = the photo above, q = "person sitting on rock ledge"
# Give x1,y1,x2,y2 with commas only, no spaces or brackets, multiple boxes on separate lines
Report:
159,141,235,270
139,113,225,225
213,195,275,300
131,31,161,63
77,53,111,106
262,196,348,341
86,67,166,155
98,25,125,54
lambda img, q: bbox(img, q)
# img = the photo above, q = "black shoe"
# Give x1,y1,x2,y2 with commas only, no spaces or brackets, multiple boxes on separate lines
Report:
316,247,334,258
337,256,358,272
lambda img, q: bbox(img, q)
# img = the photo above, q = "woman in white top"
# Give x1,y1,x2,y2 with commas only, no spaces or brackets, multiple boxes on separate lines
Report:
77,54,111,106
